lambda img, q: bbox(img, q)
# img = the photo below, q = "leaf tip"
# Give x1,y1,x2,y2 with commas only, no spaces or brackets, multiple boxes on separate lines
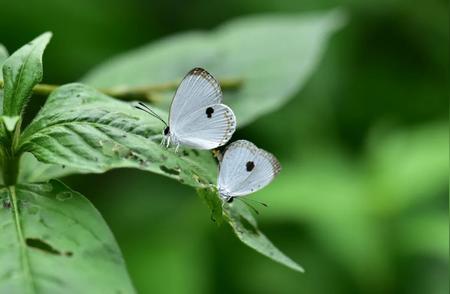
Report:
293,263,306,274
27,32,53,49
36,31,53,45
45,31,53,38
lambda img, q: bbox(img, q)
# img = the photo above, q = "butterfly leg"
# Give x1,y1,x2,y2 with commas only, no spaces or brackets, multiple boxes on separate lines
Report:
166,136,171,148
175,144,180,153
160,136,165,146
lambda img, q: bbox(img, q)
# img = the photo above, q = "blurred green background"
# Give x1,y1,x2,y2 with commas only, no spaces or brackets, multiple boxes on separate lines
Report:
1,0,448,293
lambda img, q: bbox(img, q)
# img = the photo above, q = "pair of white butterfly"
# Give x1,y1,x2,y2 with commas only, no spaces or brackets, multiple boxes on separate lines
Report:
136,68,280,203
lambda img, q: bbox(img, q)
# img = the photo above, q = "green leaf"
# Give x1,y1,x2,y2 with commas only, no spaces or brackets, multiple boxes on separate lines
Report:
17,83,302,272
0,117,7,148
224,197,304,272
0,180,135,293
2,32,52,116
82,10,346,126
18,83,217,187
0,43,8,81
18,152,81,183
0,43,9,115
198,187,304,272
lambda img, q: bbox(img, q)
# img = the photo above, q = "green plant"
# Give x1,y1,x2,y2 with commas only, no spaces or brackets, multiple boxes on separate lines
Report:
0,10,345,293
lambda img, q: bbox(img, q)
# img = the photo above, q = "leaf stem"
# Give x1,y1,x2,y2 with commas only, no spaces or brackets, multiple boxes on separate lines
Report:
3,156,19,186
0,77,242,102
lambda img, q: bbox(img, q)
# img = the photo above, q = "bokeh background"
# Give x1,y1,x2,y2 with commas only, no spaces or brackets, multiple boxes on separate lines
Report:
1,0,448,293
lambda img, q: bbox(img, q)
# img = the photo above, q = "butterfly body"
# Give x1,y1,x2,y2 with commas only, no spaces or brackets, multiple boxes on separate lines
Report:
218,187,235,203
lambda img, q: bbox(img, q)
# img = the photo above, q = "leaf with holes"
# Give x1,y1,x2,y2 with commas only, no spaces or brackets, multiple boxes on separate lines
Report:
82,10,346,126
18,83,217,186
2,32,52,116
0,180,135,293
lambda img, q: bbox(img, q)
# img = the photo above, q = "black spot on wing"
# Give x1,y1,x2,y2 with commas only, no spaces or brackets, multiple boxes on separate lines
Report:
246,161,255,172
206,107,214,118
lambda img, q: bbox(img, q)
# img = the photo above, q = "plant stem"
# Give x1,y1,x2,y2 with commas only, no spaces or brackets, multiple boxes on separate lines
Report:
3,155,19,186
0,78,242,103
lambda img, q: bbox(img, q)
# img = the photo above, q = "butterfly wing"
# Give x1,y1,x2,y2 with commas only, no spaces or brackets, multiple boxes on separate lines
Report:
174,103,236,149
169,67,222,127
218,140,281,197
169,68,236,149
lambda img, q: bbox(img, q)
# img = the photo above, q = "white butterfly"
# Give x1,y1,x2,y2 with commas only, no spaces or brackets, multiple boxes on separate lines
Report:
217,140,281,203
136,68,236,151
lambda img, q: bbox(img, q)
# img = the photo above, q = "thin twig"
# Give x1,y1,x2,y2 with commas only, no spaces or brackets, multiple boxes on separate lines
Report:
0,78,243,103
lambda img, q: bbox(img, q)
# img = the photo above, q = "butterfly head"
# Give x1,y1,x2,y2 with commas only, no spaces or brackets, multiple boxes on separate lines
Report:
225,196,234,203
163,126,170,136
162,126,182,148
162,126,176,145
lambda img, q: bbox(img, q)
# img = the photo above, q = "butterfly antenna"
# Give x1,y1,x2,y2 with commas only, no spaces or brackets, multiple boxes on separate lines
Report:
135,105,166,125
135,102,168,126
245,198,268,208
135,102,168,127
239,198,260,215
